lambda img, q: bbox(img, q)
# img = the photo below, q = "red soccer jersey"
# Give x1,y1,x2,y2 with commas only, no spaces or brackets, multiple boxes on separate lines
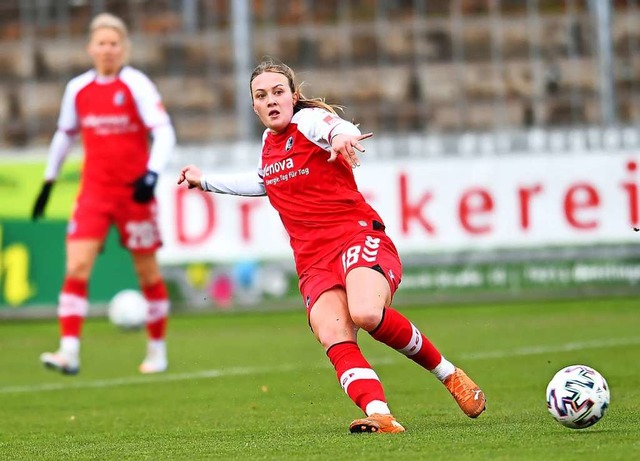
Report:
260,108,384,275
57,66,171,191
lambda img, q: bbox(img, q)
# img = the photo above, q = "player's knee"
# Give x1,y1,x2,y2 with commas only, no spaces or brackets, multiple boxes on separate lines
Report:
349,306,382,332
312,319,357,349
137,272,162,287
65,261,92,279
317,333,340,350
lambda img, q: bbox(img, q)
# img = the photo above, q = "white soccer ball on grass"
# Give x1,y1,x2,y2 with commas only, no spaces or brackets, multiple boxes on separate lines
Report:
108,289,148,330
545,364,610,429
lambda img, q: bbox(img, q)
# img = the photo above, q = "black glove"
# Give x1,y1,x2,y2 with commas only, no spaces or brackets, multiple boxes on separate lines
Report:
32,181,54,221
132,170,158,203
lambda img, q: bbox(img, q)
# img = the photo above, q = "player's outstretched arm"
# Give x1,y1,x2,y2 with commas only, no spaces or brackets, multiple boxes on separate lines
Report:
177,164,204,190
179,165,266,196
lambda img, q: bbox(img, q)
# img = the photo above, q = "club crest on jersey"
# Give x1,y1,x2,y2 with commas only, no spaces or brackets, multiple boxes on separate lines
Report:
285,136,294,152
113,90,126,106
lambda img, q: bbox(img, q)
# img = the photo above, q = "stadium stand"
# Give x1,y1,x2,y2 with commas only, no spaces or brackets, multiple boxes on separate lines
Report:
0,0,639,147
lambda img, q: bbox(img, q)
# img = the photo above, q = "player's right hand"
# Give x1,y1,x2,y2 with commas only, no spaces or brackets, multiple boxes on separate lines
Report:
177,164,203,190
32,181,54,221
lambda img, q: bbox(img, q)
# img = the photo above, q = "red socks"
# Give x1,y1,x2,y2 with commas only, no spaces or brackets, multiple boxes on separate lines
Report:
58,277,88,337
142,280,170,340
370,307,442,370
325,308,444,415
326,341,387,414
60,316,83,338
57,278,170,342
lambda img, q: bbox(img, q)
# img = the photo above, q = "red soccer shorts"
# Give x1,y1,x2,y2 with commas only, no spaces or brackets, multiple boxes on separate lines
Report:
299,228,403,314
67,189,162,253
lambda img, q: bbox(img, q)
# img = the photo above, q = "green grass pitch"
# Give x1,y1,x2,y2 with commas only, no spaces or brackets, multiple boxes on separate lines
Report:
0,297,638,460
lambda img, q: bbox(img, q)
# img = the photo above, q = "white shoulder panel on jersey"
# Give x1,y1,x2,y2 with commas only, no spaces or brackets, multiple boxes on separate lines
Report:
57,69,96,132
120,66,171,129
261,128,270,143
258,128,270,178
292,108,360,151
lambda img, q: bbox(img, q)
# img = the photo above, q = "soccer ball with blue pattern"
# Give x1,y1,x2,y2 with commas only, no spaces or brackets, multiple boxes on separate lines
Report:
546,365,610,429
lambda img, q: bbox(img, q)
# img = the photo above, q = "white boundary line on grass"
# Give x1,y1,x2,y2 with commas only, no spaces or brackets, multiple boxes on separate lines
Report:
1,336,639,395
458,336,640,360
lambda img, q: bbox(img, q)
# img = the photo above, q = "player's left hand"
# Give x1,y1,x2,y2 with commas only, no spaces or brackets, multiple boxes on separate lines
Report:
132,170,158,203
32,181,54,221
328,132,373,168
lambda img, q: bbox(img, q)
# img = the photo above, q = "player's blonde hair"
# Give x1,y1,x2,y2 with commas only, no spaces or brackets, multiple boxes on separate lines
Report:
250,58,341,115
88,12,131,63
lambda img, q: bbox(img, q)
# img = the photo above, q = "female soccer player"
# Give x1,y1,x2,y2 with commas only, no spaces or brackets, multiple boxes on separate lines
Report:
177,59,485,432
33,13,175,375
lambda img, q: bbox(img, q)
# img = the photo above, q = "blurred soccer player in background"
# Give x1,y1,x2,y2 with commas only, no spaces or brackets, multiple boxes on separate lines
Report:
32,12,175,375
178,59,485,433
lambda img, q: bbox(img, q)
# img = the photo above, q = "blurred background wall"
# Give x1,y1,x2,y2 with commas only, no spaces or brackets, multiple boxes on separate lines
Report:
2,0,639,147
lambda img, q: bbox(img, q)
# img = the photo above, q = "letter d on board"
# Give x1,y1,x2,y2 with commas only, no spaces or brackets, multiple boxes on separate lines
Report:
175,187,215,245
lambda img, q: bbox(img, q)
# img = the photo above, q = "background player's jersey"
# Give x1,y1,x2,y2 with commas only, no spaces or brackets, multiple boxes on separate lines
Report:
57,66,171,189
260,108,384,275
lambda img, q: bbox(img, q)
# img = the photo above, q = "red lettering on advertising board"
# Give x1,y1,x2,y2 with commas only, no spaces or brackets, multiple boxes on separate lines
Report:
176,187,215,244
621,160,639,226
564,183,599,229
459,188,493,234
518,184,543,230
239,200,262,242
399,173,435,234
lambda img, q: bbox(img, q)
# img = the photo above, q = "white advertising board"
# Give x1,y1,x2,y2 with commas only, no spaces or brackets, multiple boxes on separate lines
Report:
157,151,640,264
